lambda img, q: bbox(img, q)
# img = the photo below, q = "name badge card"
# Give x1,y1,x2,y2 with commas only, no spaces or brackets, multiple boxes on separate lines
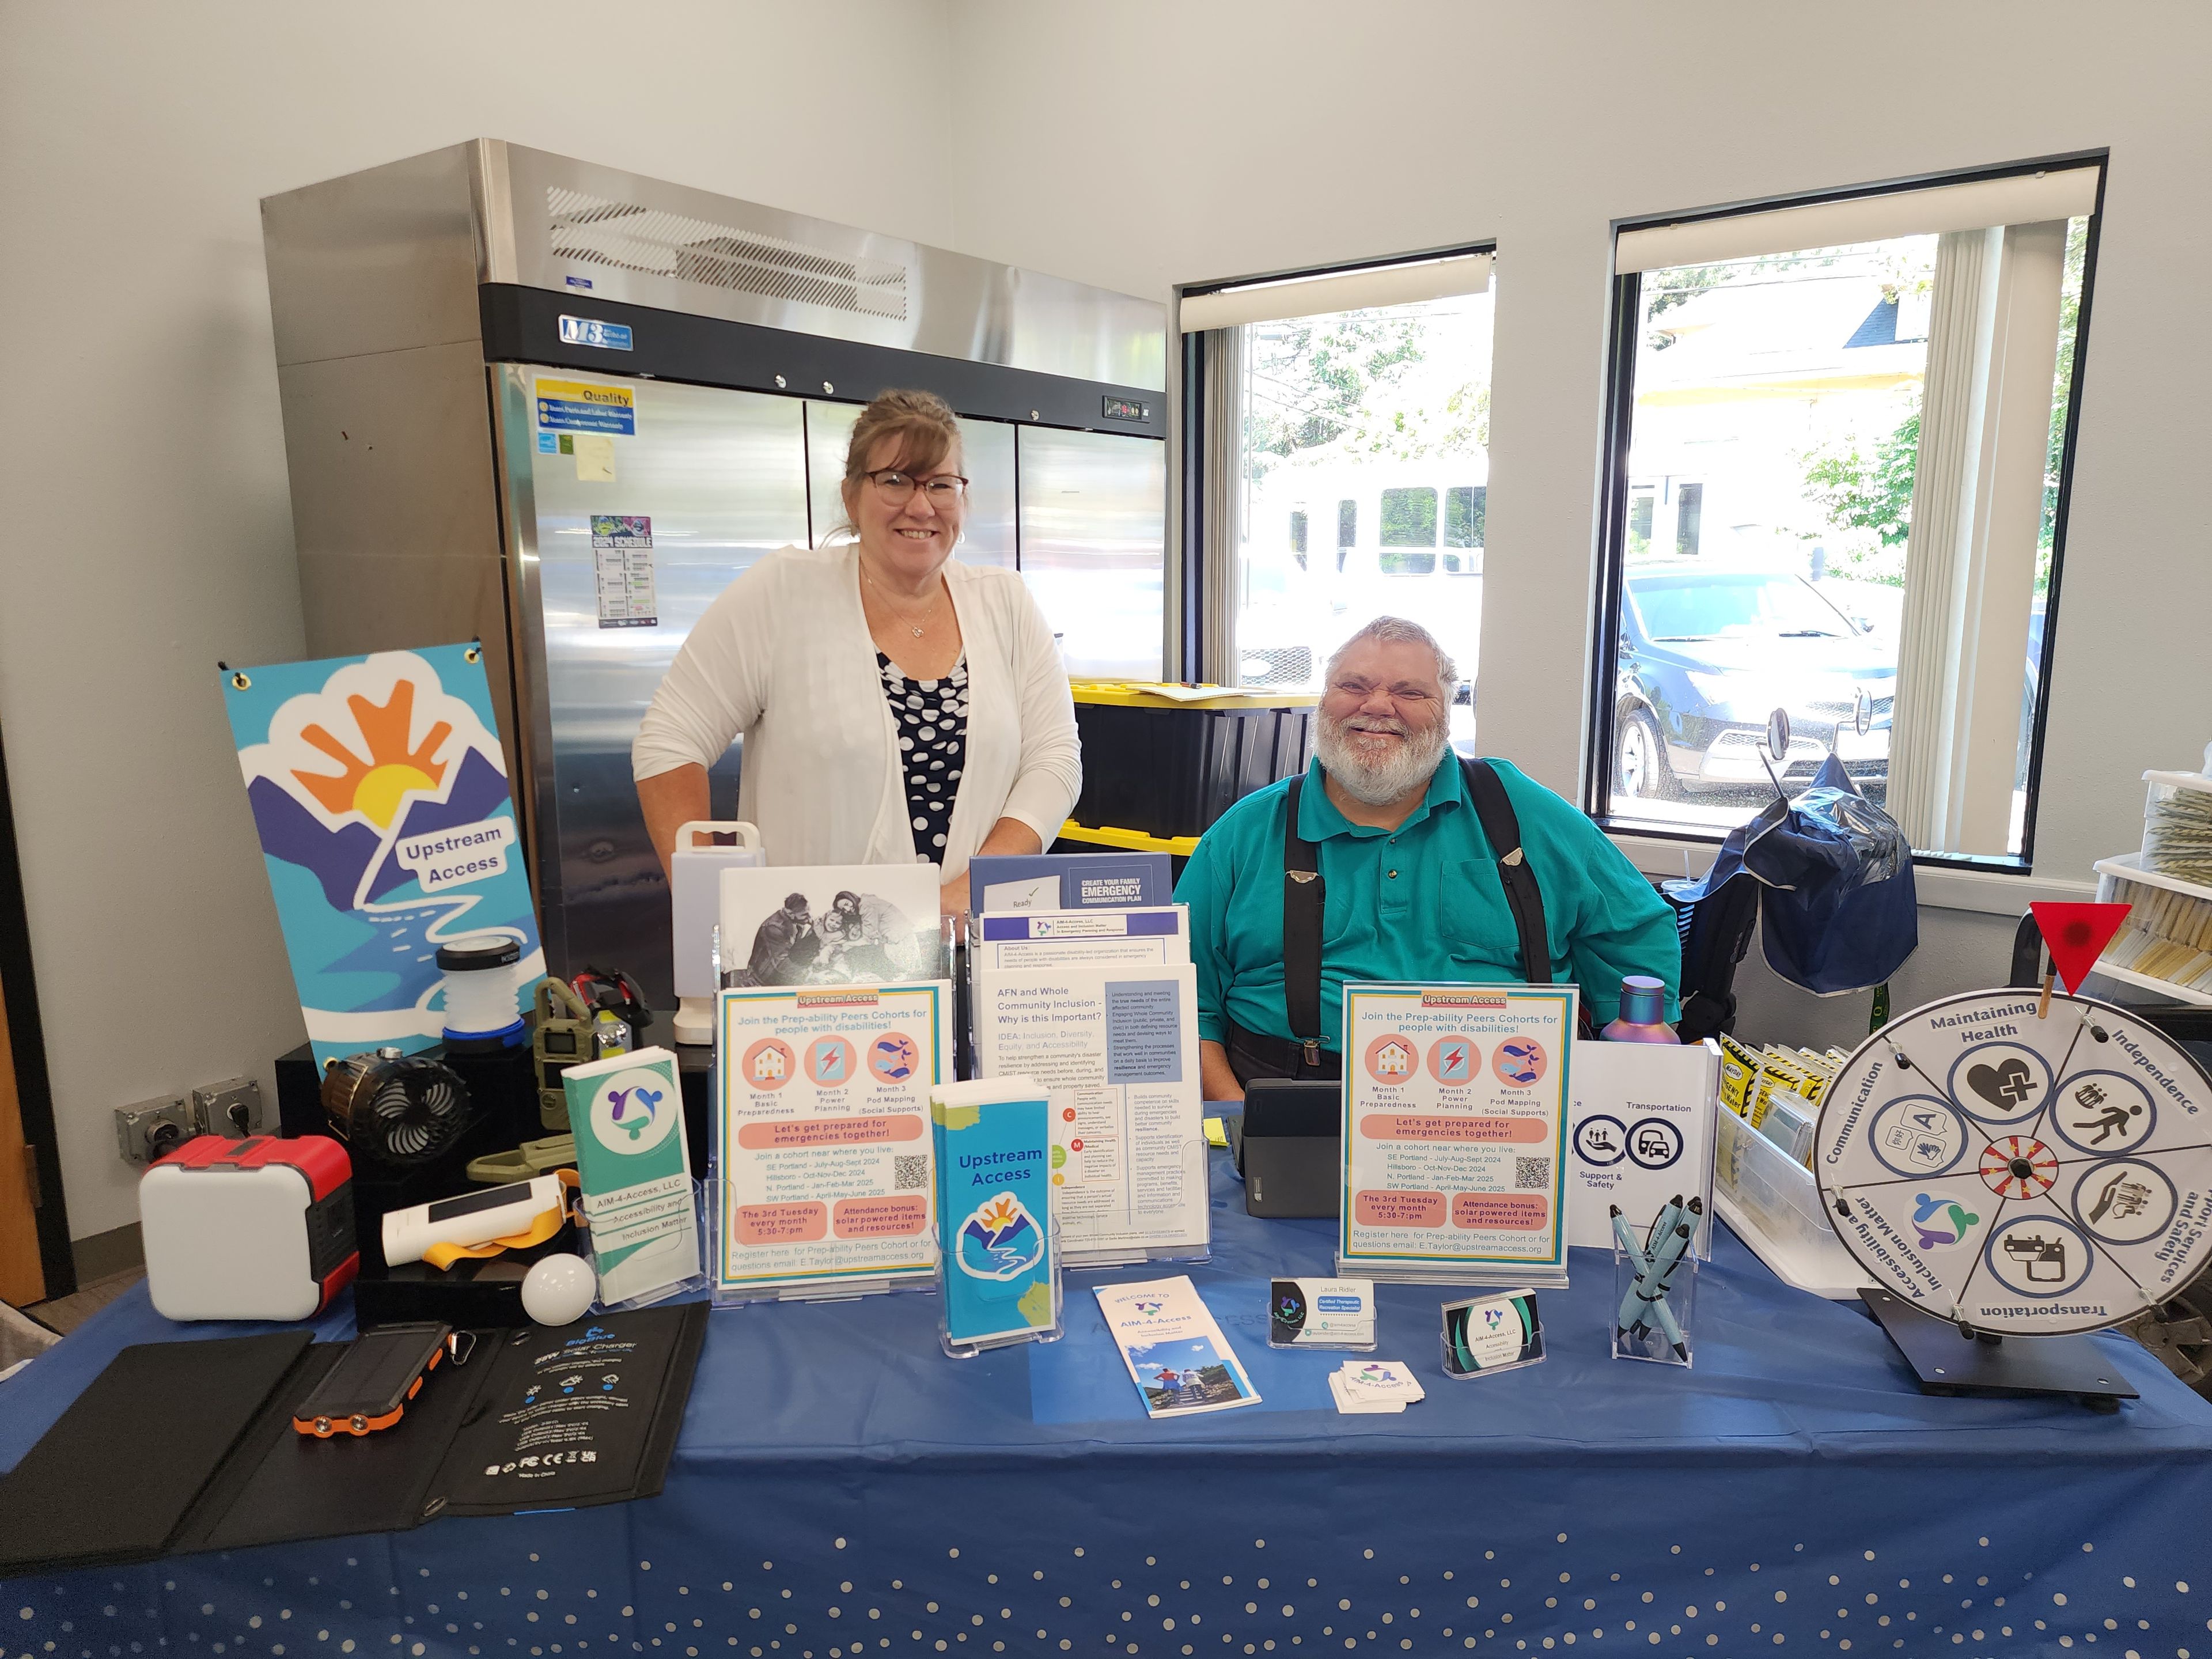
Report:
713,982,954,1303
1339,983,1577,1287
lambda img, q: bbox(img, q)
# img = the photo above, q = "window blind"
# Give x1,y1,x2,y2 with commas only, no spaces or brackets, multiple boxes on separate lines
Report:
1614,167,2098,274
1179,252,1492,333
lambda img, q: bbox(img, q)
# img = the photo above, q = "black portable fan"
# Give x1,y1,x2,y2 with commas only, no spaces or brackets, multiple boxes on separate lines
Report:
321,1047,474,1167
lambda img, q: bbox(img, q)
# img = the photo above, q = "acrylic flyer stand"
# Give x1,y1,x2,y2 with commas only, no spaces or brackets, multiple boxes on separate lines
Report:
929,1079,1064,1357
1337,983,1578,1289
966,908,1211,1270
707,975,956,1308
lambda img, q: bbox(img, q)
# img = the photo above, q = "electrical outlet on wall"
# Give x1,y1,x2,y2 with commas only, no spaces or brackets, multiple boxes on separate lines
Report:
115,1096,196,1165
192,1076,266,1138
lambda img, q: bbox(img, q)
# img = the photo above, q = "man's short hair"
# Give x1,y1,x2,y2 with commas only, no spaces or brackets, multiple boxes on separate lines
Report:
1324,616,1459,690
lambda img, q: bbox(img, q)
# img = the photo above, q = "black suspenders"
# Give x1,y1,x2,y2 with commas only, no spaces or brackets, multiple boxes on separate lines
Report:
1281,757,1552,1059
1281,776,1329,1067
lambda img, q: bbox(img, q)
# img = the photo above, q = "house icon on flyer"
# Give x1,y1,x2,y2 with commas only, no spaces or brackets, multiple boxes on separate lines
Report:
1375,1040,1413,1078
753,1047,786,1083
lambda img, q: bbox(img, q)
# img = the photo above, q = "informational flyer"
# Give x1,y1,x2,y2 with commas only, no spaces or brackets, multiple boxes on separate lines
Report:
974,964,1208,1262
968,852,1172,914
590,514,657,629
560,1045,699,1308
1095,1275,1260,1419
713,981,954,1297
1339,983,1577,1285
971,907,1189,971
1566,1039,1719,1255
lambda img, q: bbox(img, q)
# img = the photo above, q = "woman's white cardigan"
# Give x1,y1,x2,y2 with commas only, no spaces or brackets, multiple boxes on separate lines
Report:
631,546,1082,877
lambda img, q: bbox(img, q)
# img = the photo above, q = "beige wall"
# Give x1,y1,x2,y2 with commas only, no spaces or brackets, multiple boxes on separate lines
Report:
937,0,2212,1040
5,0,2206,1237
0,0,960,1240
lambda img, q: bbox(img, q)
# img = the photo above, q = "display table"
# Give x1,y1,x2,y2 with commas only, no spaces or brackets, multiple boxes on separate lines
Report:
7,1147,2211,1659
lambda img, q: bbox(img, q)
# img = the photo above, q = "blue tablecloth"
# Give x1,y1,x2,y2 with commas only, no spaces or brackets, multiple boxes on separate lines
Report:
7,1147,2212,1659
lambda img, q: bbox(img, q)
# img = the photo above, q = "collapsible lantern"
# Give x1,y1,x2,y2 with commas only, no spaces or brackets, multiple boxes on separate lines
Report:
139,1135,358,1320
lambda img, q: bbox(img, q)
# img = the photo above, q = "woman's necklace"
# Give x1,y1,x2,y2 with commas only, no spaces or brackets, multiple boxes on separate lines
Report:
862,564,944,638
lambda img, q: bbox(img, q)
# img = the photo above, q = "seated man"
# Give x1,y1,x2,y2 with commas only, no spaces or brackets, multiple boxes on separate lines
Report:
1176,616,1681,1099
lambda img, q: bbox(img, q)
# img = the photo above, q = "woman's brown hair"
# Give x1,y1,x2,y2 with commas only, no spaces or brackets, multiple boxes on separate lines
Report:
840,389,962,503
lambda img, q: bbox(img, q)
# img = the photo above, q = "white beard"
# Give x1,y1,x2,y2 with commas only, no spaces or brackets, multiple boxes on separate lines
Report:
1315,709,1450,805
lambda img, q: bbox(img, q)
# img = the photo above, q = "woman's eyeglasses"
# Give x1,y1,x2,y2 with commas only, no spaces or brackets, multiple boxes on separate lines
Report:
865,468,968,504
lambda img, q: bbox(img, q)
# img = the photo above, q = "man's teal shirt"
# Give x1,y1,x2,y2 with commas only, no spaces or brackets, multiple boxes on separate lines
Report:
1172,753,1682,1050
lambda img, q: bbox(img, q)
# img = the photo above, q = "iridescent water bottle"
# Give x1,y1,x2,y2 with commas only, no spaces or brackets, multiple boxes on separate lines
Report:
1600,974,1679,1043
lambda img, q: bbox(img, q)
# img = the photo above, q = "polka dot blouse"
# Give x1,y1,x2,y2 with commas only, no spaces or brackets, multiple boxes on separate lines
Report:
880,652,969,862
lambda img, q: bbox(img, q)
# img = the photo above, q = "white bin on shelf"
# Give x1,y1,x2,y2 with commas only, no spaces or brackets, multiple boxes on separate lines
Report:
1713,1105,1874,1301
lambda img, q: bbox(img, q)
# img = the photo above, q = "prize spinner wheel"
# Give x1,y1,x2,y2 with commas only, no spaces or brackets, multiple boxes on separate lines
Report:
1816,988,2212,1338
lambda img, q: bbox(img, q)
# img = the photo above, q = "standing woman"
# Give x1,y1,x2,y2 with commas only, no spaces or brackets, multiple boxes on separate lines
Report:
633,389,1081,914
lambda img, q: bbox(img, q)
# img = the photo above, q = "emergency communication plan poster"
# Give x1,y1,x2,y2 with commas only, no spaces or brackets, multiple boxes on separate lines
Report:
1339,984,1577,1285
714,982,955,1296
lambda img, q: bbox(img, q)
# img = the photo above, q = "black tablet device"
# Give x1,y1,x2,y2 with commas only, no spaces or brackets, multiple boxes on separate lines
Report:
1235,1078,1342,1218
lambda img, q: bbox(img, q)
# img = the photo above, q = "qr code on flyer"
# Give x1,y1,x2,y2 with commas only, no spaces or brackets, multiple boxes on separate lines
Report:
894,1154,929,1191
1514,1156,1551,1191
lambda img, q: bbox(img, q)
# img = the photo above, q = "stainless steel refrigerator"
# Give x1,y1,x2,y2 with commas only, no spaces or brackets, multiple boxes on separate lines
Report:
262,141,1167,1006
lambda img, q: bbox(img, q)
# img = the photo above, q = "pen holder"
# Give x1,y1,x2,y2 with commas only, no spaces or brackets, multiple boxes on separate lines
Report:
1611,1245,1696,1367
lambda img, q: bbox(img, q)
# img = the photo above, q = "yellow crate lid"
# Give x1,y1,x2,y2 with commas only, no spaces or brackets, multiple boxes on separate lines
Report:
1057,819,1202,857
1069,680,1319,710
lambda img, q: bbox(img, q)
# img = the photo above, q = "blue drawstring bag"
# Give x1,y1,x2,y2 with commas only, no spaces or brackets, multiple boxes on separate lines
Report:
1665,753,1918,997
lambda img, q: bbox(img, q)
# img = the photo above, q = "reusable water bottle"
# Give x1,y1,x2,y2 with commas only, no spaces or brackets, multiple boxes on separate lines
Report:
1600,974,1679,1043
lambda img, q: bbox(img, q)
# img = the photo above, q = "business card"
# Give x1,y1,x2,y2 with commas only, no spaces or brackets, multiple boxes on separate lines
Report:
1268,1277,1377,1349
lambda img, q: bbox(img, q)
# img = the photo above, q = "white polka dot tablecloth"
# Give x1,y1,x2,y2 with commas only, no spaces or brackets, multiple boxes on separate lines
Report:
6,1154,2210,1659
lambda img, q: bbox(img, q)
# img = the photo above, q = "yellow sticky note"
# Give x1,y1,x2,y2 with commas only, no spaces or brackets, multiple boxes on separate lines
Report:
1203,1116,1228,1149
574,433,616,482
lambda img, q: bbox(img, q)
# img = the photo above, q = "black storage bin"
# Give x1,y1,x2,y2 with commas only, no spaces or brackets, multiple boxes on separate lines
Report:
1069,685,1316,842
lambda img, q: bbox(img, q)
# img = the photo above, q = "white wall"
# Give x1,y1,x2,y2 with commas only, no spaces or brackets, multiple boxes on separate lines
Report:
941,0,2212,856
938,0,2212,1039
7,0,2207,1241
0,0,954,1242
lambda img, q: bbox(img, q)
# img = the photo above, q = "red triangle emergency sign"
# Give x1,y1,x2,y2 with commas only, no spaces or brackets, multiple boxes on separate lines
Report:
2029,902,2132,994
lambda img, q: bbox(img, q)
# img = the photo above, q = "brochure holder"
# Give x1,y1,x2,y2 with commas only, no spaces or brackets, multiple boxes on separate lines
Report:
579,1178,706,1313
930,1081,1064,1358
1612,1246,1696,1368
1439,1289,1546,1380
965,910,1211,1268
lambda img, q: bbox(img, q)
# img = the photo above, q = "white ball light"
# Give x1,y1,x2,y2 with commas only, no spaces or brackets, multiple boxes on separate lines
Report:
521,1254,597,1326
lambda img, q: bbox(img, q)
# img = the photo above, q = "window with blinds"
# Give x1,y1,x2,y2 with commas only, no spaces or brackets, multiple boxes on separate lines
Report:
1589,160,2102,869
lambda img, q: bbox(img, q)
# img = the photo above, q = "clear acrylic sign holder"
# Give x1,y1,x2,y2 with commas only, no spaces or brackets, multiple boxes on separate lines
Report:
963,911,1211,1270
707,928,957,1309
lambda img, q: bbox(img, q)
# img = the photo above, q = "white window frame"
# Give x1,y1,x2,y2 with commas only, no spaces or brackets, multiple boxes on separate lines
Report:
1587,156,2107,879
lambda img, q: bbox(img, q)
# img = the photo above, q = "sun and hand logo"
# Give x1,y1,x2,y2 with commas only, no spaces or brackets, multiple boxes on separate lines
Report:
234,652,517,911
956,1192,1044,1282
290,679,453,830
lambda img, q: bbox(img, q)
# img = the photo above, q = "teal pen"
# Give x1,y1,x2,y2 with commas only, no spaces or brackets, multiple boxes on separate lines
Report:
1613,1202,1666,1330
1647,1289,1687,1359
1636,1207,1700,1323
1620,1196,1684,1319
1617,1220,1691,1334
